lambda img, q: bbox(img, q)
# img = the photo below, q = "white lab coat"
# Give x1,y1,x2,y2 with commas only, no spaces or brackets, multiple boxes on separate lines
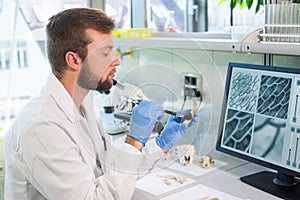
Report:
4,73,164,200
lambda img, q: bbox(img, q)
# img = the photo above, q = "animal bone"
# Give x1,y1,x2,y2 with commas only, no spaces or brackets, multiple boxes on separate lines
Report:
160,144,196,165
174,144,196,165
198,155,214,168
157,174,187,185
183,100,198,125
198,196,220,200
164,178,172,185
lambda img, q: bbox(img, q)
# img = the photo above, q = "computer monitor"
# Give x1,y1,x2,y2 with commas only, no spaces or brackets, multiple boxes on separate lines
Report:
216,62,300,199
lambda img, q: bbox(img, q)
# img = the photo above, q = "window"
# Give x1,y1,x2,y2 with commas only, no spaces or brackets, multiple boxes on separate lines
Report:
147,0,186,32
0,41,28,70
105,0,264,33
105,0,131,29
0,0,89,137
17,41,28,68
0,42,10,70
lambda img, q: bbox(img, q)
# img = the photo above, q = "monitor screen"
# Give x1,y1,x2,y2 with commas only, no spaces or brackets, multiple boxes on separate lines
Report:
216,62,300,199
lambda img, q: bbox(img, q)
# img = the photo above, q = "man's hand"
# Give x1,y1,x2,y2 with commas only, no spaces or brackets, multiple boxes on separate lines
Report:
156,109,198,150
126,100,164,149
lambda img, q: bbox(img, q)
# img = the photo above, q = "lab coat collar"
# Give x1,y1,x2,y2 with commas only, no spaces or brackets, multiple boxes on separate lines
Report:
46,73,84,123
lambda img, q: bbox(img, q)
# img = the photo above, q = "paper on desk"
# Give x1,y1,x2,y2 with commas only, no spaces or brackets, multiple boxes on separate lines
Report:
167,159,227,177
161,184,243,200
135,169,195,196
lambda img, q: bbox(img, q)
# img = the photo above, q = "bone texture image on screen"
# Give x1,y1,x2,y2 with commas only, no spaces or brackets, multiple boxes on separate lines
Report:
257,75,291,119
251,115,285,163
228,71,260,113
223,109,254,152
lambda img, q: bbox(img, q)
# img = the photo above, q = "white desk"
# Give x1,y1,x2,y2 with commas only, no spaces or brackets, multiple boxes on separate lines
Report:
132,154,283,200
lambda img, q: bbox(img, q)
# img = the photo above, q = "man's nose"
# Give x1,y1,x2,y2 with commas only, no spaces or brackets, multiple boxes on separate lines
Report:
112,56,121,66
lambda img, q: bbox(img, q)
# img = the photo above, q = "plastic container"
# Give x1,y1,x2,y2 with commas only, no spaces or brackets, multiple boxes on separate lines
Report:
113,28,153,38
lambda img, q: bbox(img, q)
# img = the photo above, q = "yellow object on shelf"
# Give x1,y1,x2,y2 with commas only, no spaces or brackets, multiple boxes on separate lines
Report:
113,28,153,38
114,48,133,58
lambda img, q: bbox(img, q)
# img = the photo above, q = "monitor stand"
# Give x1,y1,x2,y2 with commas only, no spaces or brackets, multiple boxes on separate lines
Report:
240,171,300,200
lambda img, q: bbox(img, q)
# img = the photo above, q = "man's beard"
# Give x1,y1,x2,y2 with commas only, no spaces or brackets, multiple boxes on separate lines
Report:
77,63,112,91
96,78,113,92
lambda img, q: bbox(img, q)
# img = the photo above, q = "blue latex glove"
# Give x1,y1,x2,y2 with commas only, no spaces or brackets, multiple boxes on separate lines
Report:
156,109,198,150
127,100,164,146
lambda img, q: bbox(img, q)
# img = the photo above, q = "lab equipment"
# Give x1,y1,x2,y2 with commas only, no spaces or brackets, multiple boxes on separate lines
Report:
127,100,164,146
183,73,202,99
216,62,300,199
262,1,300,43
156,109,198,150
114,104,197,134
113,79,125,90
114,112,164,133
165,99,198,123
96,79,148,134
164,10,178,32
115,80,147,112
98,79,199,137
164,110,192,121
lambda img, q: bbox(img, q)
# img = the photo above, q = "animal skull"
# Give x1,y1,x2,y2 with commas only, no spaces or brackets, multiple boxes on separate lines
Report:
198,155,214,168
174,144,196,165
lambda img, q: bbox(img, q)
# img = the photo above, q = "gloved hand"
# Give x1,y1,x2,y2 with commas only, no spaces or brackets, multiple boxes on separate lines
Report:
156,109,198,150
127,100,164,146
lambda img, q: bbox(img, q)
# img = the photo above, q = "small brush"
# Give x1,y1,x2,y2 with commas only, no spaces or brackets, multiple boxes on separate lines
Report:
164,110,193,120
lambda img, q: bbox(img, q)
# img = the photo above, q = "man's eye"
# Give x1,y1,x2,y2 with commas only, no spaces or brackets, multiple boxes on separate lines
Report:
102,52,109,57
100,45,113,57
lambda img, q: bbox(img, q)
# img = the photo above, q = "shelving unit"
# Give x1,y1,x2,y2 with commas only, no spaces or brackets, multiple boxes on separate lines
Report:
114,37,240,53
240,28,300,56
114,32,300,56
263,2,300,44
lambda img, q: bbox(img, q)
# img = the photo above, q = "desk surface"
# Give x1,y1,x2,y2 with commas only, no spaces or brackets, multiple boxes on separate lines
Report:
132,154,282,200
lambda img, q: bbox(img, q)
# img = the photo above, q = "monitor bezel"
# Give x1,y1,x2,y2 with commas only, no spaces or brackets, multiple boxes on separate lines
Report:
216,62,300,178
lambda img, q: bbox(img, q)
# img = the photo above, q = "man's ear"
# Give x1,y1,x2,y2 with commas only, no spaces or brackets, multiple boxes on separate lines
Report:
65,51,82,71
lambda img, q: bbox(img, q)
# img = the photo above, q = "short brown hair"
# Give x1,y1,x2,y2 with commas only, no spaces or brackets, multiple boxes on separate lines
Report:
46,8,115,78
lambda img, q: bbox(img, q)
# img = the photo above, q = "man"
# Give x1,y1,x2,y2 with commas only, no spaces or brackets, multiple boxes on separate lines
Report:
4,8,197,199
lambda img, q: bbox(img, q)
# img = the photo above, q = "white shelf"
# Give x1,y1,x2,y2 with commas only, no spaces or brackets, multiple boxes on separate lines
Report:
240,28,300,56
114,35,300,56
114,37,240,53
241,41,300,56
